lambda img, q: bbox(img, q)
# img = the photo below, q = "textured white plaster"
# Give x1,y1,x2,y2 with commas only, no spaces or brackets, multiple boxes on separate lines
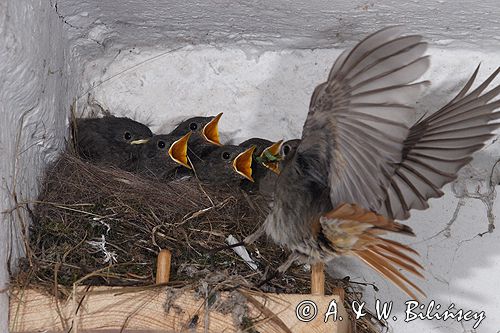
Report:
82,45,500,332
57,0,500,63
0,0,77,331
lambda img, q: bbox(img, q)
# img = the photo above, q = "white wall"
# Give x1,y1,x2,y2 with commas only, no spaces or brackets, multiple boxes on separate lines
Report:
0,1,77,331
58,0,500,61
82,45,500,333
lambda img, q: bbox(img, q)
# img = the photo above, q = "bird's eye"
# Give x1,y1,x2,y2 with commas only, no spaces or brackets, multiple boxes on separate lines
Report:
124,132,132,140
189,122,198,131
283,145,291,156
157,140,166,149
222,151,231,160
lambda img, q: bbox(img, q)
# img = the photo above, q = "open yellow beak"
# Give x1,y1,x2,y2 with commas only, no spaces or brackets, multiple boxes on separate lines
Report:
233,145,255,182
261,140,283,174
202,112,223,146
130,138,150,145
168,132,192,169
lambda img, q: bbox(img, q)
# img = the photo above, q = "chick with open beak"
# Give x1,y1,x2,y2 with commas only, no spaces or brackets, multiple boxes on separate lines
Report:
189,144,256,185
163,114,224,170
170,113,222,145
73,116,153,170
135,132,192,181
239,138,282,173
238,138,283,194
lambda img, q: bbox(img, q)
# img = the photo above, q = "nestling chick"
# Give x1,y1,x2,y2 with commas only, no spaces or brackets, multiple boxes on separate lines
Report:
239,138,282,194
190,144,256,185
137,114,223,180
169,113,223,160
73,116,152,170
134,132,192,180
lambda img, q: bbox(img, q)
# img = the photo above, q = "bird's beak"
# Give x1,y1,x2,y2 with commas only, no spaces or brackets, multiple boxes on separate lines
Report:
261,140,283,174
168,132,192,169
130,138,150,145
202,112,223,146
233,145,255,182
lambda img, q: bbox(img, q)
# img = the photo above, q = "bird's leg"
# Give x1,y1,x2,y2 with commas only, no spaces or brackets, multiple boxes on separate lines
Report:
277,252,300,273
256,252,299,288
209,224,266,254
243,224,266,245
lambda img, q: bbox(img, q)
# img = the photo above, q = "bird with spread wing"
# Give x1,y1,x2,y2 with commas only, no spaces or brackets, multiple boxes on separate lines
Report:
240,26,500,299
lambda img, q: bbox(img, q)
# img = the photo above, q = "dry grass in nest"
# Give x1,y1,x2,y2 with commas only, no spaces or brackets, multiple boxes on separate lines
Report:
14,150,387,333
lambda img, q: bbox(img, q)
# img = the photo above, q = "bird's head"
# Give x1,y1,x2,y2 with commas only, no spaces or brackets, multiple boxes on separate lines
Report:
139,132,192,170
192,145,255,183
255,140,283,174
103,116,153,146
170,113,223,146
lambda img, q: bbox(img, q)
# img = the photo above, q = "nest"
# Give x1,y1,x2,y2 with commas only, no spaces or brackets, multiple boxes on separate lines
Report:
14,148,387,333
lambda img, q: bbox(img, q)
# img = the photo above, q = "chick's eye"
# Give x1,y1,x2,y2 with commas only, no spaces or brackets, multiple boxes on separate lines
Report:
124,132,132,140
189,122,198,131
222,152,231,160
157,140,166,149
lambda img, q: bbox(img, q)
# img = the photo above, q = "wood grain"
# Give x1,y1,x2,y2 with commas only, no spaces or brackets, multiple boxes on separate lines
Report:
311,262,325,296
155,249,172,284
9,287,350,333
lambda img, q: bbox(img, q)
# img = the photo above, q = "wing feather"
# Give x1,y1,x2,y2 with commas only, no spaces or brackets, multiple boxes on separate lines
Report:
297,26,429,212
380,66,500,219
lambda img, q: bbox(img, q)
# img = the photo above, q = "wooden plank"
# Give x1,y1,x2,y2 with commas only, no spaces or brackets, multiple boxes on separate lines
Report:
9,287,350,333
311,262,325,295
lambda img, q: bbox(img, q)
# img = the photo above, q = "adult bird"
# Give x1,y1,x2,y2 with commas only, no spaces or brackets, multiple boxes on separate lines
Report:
73,116,153,170
241,26,500,299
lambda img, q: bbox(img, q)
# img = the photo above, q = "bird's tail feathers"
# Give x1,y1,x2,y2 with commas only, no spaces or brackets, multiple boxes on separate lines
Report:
320,203,425,299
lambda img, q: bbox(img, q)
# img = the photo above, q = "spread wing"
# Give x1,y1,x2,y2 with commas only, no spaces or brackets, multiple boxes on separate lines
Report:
296,26,430,212
380,65,500,220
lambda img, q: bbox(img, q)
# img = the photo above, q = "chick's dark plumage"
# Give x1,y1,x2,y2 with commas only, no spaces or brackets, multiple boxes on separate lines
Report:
134,135,184,180
191,145,253,185
74,116,153,169
239,138,274,156
170,116,215,136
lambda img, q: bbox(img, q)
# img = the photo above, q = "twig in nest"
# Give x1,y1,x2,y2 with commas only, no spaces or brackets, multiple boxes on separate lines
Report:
180,196,233,225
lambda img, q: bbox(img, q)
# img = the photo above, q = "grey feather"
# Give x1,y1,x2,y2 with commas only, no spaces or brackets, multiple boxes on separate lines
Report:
265,26,429,253
381,67,500,219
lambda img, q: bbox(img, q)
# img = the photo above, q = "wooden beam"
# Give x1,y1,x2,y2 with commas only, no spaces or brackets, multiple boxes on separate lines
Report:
9,287,350,333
